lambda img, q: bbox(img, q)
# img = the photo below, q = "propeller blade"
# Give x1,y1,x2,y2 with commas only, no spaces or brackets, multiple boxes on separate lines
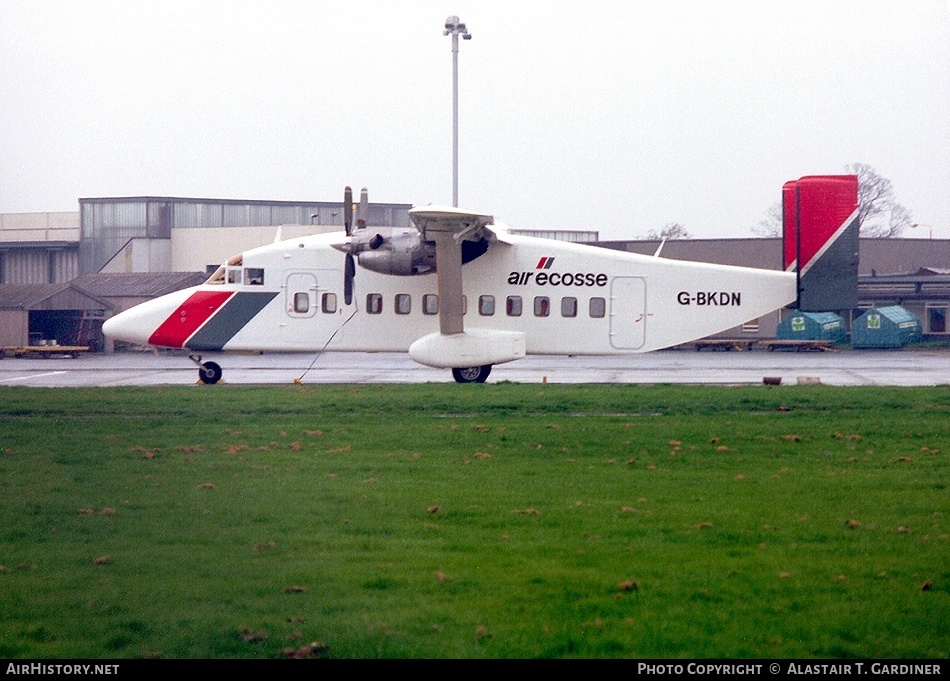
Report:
344,186,353,236
344,252,355,306
358,187,369,229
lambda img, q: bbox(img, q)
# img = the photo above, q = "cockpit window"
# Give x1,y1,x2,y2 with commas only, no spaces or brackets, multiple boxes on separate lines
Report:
245,268,264,285
205,254,243,285
206,267,225,285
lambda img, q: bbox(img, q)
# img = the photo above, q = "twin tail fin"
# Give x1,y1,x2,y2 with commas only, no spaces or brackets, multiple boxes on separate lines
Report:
782,175,860,311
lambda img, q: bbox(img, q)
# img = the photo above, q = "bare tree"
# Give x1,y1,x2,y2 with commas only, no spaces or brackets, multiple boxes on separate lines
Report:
751,202,782,238
643,222,692,240
750,163,913,238
849,163,913,238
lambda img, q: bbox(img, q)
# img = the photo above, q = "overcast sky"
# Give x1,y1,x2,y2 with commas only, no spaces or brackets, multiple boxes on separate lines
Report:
1,1,947,240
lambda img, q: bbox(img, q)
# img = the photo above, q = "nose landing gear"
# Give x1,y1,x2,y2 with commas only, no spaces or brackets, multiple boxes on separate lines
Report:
189,354,222,385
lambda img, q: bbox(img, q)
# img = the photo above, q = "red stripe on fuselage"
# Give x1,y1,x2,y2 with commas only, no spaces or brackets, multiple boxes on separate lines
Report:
148,290,235,348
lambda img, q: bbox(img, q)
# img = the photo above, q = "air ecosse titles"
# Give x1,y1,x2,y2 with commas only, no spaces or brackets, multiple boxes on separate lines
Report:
507,271,609,287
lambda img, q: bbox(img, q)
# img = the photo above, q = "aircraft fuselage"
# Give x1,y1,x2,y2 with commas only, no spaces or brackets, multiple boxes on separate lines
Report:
105,230,796,360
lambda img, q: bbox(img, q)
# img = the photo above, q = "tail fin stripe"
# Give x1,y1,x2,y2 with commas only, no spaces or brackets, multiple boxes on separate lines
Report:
799,206,860,277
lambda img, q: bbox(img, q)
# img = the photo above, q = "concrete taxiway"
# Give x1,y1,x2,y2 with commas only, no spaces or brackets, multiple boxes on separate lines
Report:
0,347,947,387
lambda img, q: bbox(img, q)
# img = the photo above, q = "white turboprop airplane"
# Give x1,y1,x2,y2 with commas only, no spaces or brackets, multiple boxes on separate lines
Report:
102,176,859,384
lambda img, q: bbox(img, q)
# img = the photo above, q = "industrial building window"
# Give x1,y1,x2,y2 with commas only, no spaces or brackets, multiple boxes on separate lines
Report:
534,296,550,317
589,297,606,318
927,304,948,333
423,294,439,315
479,295,495,316
506,295,522,317
322,293,337,314
367,293,383,314
561,296,578,318
395,294,412,315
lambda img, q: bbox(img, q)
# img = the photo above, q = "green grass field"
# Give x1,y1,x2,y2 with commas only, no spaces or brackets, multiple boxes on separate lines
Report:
0,384,946,659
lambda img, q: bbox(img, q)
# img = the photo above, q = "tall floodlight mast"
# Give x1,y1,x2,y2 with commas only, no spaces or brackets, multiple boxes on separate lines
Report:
444,15,471,207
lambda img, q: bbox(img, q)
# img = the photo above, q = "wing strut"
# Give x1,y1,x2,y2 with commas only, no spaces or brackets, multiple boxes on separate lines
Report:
432,230,464,335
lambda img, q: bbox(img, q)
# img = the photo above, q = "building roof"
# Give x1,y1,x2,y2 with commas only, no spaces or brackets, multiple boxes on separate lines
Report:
72,272,206,298
0,283,111,311
593,237,950,276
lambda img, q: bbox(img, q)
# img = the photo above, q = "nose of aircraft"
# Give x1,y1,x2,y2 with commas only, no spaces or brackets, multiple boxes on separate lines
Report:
102,304,158,347
102,289,192,347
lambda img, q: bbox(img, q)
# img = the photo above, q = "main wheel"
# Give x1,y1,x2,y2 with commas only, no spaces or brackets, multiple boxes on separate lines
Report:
199,361,222,385
452,365,491,384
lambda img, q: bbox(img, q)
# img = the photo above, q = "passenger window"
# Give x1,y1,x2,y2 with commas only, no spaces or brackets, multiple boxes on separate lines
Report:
479,295,495,316
395,293,412,315
322,292,337,314
423,294,439,315
367,293,383,314
589,297,606,318
293,292,310,314
534,296,550,317
561,296,578,318
506,295,522,317
245,268,264,285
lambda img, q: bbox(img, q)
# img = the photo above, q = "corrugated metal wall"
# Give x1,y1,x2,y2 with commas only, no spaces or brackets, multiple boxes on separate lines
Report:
79,197,412,274
1,250,77,284
0,310,28,345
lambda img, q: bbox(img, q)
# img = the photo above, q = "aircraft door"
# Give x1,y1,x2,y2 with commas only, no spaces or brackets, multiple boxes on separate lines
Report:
282,270,345,349
609,277,647,350
285,273,318,318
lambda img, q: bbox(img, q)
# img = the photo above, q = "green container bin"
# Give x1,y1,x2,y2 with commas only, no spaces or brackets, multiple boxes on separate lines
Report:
776,311,847,344
851,306,923,348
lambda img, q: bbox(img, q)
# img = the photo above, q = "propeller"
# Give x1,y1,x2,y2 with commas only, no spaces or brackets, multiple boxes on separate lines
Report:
343,186,355,305
334,186,439,306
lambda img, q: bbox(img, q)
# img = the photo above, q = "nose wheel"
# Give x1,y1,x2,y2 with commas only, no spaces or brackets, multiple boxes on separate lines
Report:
189,354,223,385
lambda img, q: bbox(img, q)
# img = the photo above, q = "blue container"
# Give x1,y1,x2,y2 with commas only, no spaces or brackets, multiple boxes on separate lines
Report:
776,311,847,344
851,306,923,348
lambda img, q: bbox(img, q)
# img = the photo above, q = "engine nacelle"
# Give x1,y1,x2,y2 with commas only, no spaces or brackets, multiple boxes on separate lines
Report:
350,228,436,276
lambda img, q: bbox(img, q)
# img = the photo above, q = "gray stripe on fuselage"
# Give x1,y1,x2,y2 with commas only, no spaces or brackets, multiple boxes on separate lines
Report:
186,291,278,351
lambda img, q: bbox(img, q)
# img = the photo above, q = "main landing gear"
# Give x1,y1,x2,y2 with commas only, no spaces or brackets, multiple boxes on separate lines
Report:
189,354,222,385
451,365,492,384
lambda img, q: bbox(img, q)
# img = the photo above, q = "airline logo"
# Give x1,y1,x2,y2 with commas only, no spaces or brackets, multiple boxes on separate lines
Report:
509,257,608,287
